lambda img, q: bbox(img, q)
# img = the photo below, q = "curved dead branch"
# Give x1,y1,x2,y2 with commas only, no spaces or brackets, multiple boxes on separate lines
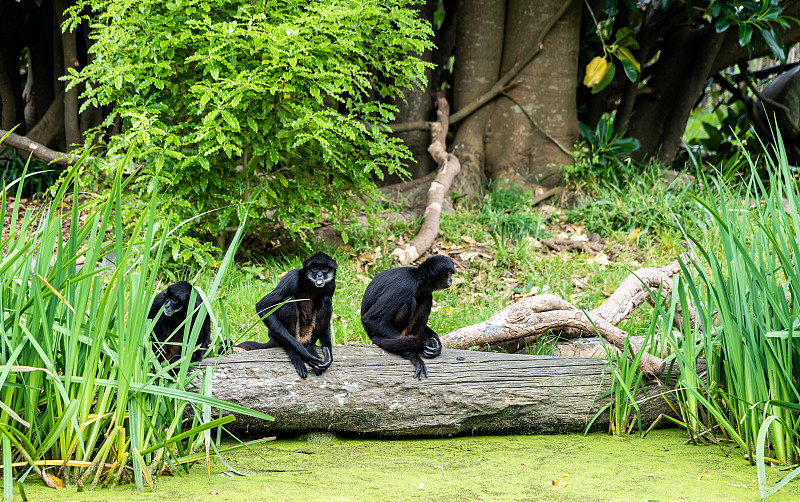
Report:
442,258,691,376
392,92,460,264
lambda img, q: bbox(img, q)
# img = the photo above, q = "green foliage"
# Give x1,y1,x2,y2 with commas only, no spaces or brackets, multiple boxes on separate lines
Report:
709,0,793,60
66,0,433,249
566,118,640,186
585,336,646,437
682,101,761,175
477,182,547,242
1,152,270,497
0,147,58,198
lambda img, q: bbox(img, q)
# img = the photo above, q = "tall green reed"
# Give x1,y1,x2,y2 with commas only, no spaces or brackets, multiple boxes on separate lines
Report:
661,136,800,499
585,335,647,437
1,151,271,500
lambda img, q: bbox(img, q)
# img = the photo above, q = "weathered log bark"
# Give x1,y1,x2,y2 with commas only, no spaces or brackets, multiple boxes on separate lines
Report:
392,92,461,264
441,259,687,376
201,344,679,436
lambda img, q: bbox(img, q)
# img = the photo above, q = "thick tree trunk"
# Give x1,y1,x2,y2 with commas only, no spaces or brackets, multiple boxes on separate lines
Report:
0,2,26,134
26,0,56,129
482,0,579,187
448,0,504,201
201,345,679,436
0,48,18,131
54,0,79,151
655,28,724,164
26,89,64,146
384,0,437,184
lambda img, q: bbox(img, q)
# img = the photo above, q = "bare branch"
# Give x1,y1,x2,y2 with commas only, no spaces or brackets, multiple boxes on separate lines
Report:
0,128,79,166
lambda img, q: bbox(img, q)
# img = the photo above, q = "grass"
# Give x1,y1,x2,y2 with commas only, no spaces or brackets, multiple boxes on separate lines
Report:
564,163,707,242
1,150,270,500
212,179,690,351
648,140,800,500
11,140,792,500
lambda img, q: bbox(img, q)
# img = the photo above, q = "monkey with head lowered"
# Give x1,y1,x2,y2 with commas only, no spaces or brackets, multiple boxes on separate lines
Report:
237,252,337,379
360,254,456,379
148,281,212,366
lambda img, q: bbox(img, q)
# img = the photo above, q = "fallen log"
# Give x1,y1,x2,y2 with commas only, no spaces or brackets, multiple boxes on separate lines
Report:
202,344,679,436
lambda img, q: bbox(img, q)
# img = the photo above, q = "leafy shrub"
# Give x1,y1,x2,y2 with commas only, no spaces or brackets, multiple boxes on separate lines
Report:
66,0,433,257
565,117,641,186
681,101,760,176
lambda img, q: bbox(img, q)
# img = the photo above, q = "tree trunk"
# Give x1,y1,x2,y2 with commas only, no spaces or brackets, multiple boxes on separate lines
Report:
482,0,579,187
54,0,79,151
26,0,56,129
384,0,437,185
448,0,504,201
0,48,18,131
200,345,680,436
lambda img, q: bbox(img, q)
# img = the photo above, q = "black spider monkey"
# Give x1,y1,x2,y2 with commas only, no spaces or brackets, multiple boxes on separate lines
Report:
148,281,212,367
237,252,337,379
360,254,456,380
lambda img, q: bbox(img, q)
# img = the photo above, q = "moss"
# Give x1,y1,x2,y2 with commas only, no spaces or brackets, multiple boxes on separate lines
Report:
19,430,797,502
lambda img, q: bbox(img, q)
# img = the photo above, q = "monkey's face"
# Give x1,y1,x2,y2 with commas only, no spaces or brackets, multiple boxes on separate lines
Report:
433,270,454,290
163,295,185,317
306,265,335,288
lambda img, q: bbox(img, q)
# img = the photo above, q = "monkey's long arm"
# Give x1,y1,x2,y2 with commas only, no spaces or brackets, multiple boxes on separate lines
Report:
257,300,323,364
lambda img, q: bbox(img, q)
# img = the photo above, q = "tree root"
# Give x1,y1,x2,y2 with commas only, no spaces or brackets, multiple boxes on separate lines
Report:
441,257,692,376
392,92,460,264
0,127,81,166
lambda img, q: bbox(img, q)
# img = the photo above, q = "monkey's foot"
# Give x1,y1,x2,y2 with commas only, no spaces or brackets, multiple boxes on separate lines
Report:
412,358,428,380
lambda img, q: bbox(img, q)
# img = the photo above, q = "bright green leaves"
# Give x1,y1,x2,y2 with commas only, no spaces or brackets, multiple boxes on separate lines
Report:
66,0,432,252
585,0,793,96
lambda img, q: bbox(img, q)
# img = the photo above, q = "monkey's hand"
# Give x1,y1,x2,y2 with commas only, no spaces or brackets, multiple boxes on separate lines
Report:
292,359,309,379
422,337,441,358
310,347,333,375
300,349,324,365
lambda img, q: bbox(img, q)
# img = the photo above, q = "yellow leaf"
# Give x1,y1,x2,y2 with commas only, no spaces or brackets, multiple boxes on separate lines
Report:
583,57,608,88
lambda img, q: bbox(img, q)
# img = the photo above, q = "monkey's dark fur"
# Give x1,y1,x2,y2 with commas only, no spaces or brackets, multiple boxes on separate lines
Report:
148,281,211,366
361,254,456,379
238,252,337,379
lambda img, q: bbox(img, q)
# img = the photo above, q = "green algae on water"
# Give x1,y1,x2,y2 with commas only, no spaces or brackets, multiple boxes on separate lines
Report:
17,430,797,502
